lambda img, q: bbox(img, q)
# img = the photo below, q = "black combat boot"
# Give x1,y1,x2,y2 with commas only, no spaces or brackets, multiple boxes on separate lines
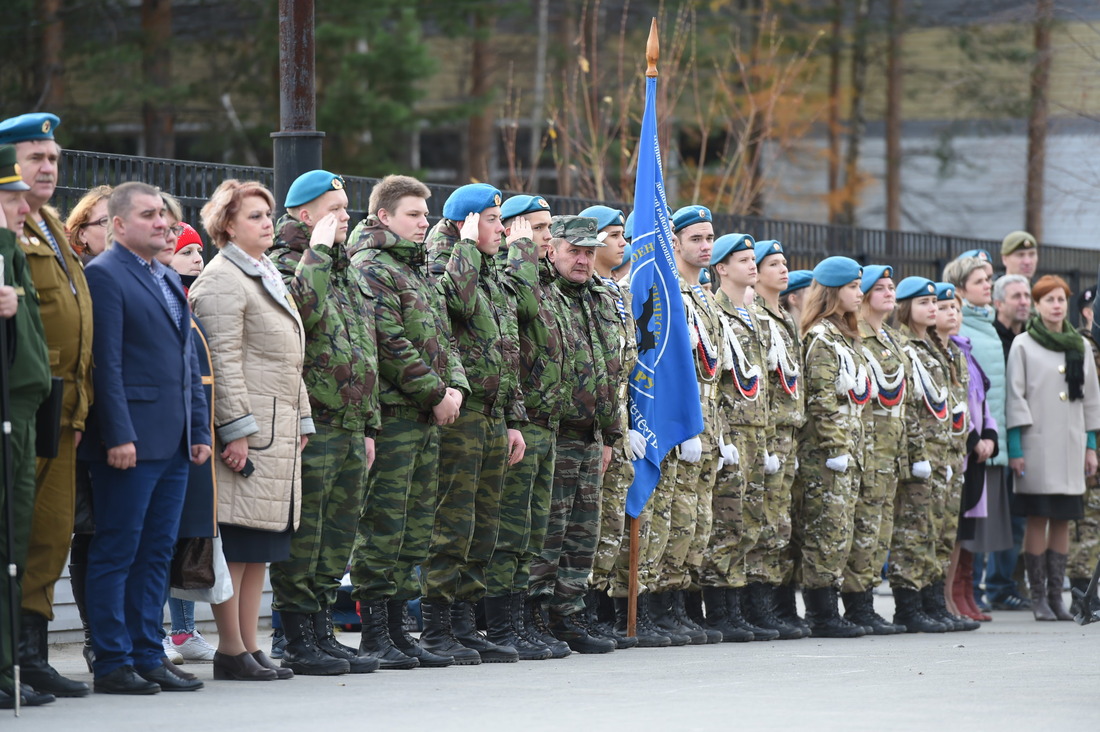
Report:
774,583,811,634
68,562,95,673
842,589,905,635
729,587,780,641
612,596,670,647
649,591,700,645
891,586,947,633
451,601,518,663
419,600,482,665
311,606,382,672
673,590,722,644
802,587,865,638
921,583,976,631
700,586,753,642
484,595,551,661
19,613,90,697
586,590,636,649
745,583,804,640
548,611,615,654
385,599,454,668
355,602,416,670
279,611,351,675
521,593,571,659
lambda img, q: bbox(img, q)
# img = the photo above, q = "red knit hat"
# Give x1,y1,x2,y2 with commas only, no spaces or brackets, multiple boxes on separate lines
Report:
175,222,203,254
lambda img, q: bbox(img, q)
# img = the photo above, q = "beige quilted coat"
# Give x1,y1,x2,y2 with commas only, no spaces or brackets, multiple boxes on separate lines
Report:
189,244,314,532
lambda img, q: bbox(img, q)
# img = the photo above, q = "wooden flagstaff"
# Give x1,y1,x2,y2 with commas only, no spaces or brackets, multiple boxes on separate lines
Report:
627,18,660,639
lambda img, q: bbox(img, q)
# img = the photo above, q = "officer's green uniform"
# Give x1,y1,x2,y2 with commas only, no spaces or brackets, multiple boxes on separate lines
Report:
0,227,53,694
268,210,380,614
347,217,467,605
425,218,526,605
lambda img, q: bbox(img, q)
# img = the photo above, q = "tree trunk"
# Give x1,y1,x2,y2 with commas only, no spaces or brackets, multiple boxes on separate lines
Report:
885,0,902,232
465,11,493,183
1026,0,1053,240
142,0,174,159
37,0,64,110
826,0,844,225
527,0,549,190
839,0,870,228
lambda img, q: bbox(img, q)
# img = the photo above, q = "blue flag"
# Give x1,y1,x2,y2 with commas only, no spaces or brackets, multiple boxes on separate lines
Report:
625,75,705,519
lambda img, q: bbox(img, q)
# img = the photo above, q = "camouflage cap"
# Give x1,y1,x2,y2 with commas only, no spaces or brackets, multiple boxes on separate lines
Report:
550,215,605,247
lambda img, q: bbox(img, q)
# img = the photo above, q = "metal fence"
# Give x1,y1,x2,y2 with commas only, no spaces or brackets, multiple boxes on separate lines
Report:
55,149,1100,295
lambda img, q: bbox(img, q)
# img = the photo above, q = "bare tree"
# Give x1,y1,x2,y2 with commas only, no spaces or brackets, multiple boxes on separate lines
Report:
885,0,902,231
838,0,871,228
1026,0,1053,239
142,0,174,159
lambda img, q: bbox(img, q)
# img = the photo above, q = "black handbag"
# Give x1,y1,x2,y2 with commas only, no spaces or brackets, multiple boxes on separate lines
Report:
170,537,215,590
35,376,63,458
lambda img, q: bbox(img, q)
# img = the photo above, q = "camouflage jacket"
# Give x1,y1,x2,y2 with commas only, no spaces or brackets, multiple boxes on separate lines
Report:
427,219,525,425
754,294,805,430
269,215,380,435
799,318,869,466
501,240,573,430
859,319,924,476
554,274,622,445
346,217,468,416
679,276,723,449
899,325,955,455
599,274,638,452
715,290,770,431
945,338,971,466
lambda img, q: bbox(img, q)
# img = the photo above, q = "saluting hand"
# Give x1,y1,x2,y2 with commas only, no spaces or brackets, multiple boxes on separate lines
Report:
309,212,340,249
506,217,532,246
459,212,480,243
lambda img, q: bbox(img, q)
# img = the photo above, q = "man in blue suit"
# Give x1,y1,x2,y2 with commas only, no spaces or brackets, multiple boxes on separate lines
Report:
79,182,211,694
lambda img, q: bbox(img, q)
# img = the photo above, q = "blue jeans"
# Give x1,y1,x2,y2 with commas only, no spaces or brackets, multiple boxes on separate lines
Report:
981,515,1027,601
168,597,196,634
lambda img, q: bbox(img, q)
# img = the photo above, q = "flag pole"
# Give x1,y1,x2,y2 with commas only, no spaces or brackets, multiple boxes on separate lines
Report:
627,18,660,639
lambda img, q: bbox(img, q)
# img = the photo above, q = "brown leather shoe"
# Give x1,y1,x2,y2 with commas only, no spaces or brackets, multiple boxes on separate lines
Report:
213,651,277,681
251,650,294,679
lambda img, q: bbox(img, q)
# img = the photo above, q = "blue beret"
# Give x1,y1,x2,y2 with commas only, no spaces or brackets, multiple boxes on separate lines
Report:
860,264,894,294
442,183,502,221
699,268,711,285
812,256,862,288
671,205,712,233
285,169,345,208
612,243,633,271
578,205,626,232
623,211,635,241
500,194,551,221
935,282,957,301
710,234,754,265
0,113,60,146
754,239,784,267
782,270,813,295
895,276,938,301
956,248,992,264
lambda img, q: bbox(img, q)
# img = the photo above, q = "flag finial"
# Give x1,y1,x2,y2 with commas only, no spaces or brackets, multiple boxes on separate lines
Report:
646,18,659,78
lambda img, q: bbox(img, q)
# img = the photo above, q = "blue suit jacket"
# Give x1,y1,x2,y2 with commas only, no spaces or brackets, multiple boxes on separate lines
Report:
79,244,210,462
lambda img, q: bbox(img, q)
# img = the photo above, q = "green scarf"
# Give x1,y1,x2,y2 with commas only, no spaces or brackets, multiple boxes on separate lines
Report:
1025,315,1085,400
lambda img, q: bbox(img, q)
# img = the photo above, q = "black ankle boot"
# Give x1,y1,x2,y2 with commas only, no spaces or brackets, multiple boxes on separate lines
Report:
521,594,571,658
774,583,811,633
356,602,416,670
585,589,636,649
19,613,89,697
729,587,780,641
648,591,696,645
802,587,865,638
451,601,518,663
419,600,481,665
842,588,905,635
700,586,753,642
484,595,551,660
612,596,671,647
921,582,978,631
673,590,722,644
385,599,453,668
68,562,95,673
279,611,351,675
745,583,804,640
891,586,947,633
548,610,615,654
311,606,382,672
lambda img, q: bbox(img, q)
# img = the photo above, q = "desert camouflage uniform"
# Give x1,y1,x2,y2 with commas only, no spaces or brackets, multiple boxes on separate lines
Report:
933,339,970,577
1070,331,1100,580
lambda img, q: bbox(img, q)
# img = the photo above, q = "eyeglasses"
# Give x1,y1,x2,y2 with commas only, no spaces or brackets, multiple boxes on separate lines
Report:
81,217,109,229
168,224,185,236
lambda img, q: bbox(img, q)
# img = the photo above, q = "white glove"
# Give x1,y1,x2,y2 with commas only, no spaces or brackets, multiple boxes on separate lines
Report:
628,430,648,460
946,465,954,482
719,441,739,468
795,456,800,471
911,460,932,479
825,454,850,473
678,436,702,463
764,453,781,475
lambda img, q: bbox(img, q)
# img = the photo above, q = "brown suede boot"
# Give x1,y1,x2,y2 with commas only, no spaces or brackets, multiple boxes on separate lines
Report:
1023,553,1055,621
954,549,991,621
1044,550,1075,621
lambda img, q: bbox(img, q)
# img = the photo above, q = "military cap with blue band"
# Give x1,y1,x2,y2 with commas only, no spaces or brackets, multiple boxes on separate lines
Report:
284,169,346,208
0,145,31,192
782,270,813,295
860,264,893,294
671,205,712,233
709,233,754,265
812,256,862,287
895,276,938,301
0,113,60,145
935,282,957,301
956,248,991,263
754,239,784,267
500,194,551,221
442,183,503,221
578,205,626,232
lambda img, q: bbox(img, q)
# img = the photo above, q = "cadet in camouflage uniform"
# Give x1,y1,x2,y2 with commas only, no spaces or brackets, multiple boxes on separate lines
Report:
889,277,956,633
346,175,468,668
485,194,570,661
529,215,622,654
840,265,911,634
645,206,723,646
705,234,798,641
1070,295,1100,613
422,184,526,664
268,170,382,674
795,257,871,638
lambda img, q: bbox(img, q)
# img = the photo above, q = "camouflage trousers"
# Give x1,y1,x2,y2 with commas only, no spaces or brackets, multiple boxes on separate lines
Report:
639,455,678,591
757,424,798,585
590,439,635,592
798,450,861,590
841,414,903,593
1069,487,1100,579
271,423,368,613
782,459,807,586
931,453,966,581
740,426,779,584
423,410,507,604
699,427,764,588
529,435,603,616
653,445,718,593
485,422,556,595
350,414,439,604
888,464,948,591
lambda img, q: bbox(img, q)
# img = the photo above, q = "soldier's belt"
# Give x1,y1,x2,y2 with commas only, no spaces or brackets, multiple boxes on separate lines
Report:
526,408,557,430
558,424,598,444
464,395,496,416
835,404,859,416
617,382,629,402
699,382,717,400
872,406,901,418
381,405,432,424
